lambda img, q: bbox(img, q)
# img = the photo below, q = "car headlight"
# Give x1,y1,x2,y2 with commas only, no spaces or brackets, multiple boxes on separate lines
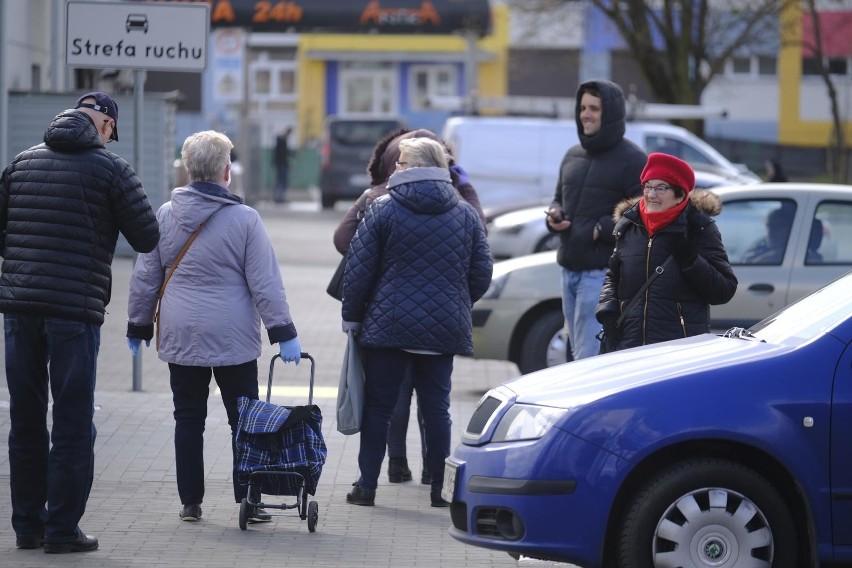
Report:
491,403,567,442
481,272,509,300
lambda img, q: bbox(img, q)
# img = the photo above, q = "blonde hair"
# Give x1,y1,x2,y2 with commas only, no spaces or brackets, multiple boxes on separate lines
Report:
181,130,233,182
398,137,448,169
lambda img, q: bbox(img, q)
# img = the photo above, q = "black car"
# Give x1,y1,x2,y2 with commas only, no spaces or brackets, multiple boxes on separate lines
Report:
318,117,404,209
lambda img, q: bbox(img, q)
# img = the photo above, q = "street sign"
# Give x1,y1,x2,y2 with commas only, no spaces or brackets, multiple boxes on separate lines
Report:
66,1,210,72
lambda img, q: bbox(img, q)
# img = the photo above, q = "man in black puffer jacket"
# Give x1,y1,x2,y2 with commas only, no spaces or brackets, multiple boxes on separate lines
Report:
0,92,159,554
546,80,646,361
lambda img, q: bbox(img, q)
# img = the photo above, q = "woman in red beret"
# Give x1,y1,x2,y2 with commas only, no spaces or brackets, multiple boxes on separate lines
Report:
595,152,738,351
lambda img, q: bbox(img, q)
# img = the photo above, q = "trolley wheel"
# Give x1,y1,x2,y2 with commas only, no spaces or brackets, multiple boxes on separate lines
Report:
307,500,319,533
239,498,249,531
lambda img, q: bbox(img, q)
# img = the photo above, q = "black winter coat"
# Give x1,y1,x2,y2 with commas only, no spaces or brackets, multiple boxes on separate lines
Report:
0,109,160,325
595,190,738,350
549,80,647,271
341,167,492,356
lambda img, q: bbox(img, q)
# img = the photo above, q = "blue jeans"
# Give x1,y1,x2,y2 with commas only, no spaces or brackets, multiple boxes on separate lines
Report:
358,348,452,492
561,268,607,360
4,314,100,543
168,361,259,504
387,369,427,466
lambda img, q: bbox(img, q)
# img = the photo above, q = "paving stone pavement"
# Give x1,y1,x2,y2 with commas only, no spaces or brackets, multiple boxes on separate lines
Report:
0,205,574,567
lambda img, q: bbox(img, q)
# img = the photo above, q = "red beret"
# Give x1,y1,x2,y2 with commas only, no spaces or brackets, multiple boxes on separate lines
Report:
641,152,695,193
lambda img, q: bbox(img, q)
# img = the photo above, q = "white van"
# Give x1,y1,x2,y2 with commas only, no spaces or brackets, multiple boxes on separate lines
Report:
441,116,760,211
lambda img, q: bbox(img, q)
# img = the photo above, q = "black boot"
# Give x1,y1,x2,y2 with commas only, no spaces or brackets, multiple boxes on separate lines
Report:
421,465,432,485
387,457,412,483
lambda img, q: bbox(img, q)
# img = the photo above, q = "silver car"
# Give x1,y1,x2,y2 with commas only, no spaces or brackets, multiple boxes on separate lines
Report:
488,169,758,260
472,183,852,374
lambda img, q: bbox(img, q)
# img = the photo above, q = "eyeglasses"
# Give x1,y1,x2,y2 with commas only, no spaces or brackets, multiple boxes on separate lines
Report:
104,119,115,140
643,183,674,195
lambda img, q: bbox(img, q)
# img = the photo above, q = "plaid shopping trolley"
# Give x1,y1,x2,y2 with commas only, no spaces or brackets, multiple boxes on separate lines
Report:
235,353,326,531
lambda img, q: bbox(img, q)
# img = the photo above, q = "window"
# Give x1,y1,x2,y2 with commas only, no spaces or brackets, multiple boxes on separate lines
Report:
828,57,848,76
339,64,396,116
731,57,751,75
254,69,271,95
802,56,850,77
758,56,777,76
716,200,796,265
409,65,457,110
809,201,852,265
249,55,297,102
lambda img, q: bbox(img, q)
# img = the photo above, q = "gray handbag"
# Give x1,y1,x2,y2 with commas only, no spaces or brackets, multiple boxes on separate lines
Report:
336,330,365,435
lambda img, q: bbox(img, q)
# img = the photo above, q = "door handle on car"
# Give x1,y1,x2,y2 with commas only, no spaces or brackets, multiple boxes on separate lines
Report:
748,283,775,294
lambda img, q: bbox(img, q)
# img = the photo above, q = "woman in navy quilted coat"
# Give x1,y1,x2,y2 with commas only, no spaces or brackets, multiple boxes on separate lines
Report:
341,137,492,508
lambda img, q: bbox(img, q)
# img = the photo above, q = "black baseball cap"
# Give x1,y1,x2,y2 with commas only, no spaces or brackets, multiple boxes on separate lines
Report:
75,92,119,141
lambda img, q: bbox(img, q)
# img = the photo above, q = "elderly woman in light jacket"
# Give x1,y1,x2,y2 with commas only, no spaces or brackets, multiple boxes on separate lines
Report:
126,130,301,523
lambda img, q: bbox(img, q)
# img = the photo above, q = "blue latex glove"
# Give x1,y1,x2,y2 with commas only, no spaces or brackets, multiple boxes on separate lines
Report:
126,337,149,357
449,164,470,187
279,337,301,365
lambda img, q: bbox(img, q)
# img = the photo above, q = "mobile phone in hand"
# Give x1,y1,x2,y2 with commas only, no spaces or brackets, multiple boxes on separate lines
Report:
545,210,563,223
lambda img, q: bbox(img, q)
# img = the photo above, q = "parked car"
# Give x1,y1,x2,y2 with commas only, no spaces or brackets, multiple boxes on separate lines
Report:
472,183,852,373
441,115,759,211
445,270,852,567
487,169,757,260
318,116,404,209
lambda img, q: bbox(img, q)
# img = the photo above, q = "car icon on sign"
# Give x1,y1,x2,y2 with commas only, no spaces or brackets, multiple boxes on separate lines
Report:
126,14,148,33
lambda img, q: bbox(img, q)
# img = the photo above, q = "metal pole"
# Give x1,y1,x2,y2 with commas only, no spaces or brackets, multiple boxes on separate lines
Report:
0,0,8,165
131,69,146,392
464,31,479,115
51,0,60,91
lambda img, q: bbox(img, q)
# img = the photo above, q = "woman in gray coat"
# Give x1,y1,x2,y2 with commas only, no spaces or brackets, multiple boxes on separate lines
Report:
126,130,302,523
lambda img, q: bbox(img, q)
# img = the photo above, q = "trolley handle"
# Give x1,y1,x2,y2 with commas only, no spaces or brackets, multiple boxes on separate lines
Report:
267,353,316,404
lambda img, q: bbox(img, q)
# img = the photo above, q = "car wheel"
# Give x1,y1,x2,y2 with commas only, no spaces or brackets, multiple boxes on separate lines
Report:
617,458,797,568
533,233,560,253
517,310,570,374
321,194,336,209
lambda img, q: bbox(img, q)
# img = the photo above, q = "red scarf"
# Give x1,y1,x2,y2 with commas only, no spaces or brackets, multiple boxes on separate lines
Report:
639,198,688,237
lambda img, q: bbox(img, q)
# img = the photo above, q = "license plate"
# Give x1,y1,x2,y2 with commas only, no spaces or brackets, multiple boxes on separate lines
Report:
441,460,459,503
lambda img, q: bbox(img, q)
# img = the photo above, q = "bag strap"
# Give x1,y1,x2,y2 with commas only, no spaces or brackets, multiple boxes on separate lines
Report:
616,255,673,328
157,208,222,299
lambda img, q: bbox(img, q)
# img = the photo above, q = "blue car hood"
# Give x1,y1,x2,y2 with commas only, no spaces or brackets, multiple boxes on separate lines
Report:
503,333,789,410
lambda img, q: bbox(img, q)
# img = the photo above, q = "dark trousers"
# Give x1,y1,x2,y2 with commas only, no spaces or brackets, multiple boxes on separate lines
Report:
387,368,427,468
4,314,100,543
274,165,290,203
168,360,259,505
358,348,452,492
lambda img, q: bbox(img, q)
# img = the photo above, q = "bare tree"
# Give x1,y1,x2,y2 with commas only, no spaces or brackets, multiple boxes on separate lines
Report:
509,0,793,133
798,0,848,182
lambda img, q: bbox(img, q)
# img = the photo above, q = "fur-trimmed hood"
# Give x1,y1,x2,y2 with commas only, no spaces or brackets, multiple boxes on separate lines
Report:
612,189,722,222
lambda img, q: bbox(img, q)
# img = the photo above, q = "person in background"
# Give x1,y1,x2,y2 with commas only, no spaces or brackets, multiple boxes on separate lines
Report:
229,149,244,199
596,152,738,350
273,126,293,203
546,79,647,360
333,128,485,486
741,205,795,265
342,137,492,508
126,130,302,524
764,158,788,182
0,91,160,553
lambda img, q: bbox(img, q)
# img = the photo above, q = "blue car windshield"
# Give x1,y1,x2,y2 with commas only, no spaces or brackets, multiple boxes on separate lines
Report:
750,272,852,345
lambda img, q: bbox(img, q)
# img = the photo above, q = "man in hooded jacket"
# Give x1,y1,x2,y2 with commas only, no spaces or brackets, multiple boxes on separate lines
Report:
546,80,647,360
